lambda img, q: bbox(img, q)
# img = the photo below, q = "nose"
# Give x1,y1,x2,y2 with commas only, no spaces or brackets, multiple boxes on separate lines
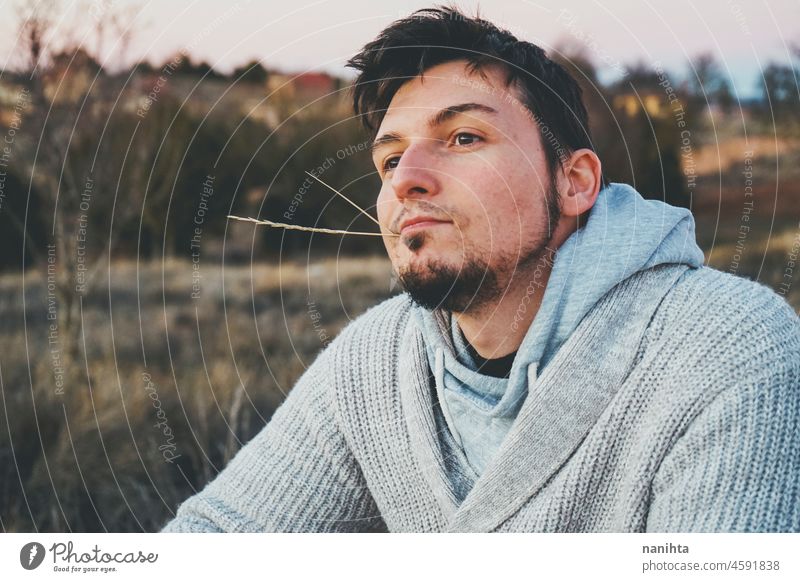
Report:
389,142,441,201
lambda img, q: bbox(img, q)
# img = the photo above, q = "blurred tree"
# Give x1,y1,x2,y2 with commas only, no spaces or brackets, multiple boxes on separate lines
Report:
230,59,270,85
759,62,800,119
193,61,224,79
9,0,147,402
550,40,601,88
167,55,224,79
129,59,157,76
685,52,734,115
0,170,47,270
599,63,690,209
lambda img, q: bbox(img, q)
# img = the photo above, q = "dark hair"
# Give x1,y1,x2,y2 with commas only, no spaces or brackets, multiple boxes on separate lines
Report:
346,6,596,180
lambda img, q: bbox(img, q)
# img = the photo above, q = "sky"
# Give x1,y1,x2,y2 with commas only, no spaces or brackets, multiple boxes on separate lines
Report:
1,0,799,98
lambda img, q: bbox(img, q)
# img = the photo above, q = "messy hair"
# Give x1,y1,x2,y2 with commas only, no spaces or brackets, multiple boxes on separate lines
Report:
346,6,596,180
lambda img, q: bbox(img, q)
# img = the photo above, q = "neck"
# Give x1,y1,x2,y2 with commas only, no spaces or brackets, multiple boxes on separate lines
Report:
454,246,557,359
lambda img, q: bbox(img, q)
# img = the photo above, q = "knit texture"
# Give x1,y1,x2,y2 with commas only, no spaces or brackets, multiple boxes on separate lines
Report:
162,264,800,532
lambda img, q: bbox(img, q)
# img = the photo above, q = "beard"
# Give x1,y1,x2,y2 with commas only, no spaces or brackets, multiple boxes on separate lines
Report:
397,184,562,313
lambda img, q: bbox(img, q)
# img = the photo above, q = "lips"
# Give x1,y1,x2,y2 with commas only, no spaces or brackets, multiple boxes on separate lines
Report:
399,215,452,234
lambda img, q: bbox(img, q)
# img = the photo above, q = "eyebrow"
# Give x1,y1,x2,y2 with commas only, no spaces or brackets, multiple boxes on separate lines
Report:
370,102,497,156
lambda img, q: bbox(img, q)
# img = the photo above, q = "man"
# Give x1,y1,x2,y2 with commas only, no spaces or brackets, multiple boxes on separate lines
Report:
163,7,800,532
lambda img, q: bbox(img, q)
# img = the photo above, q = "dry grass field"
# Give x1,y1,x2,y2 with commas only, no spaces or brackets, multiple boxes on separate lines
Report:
0,255,397,531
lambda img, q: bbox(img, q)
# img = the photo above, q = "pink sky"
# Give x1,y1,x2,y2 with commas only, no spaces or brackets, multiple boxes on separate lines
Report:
2,0,799,97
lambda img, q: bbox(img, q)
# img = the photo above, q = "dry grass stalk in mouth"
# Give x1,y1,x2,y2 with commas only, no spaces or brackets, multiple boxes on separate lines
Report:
229,172,397,237
227,215,397,237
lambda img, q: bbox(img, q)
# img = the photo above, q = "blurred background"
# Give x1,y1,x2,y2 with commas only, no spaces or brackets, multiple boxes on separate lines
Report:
0,0,798,532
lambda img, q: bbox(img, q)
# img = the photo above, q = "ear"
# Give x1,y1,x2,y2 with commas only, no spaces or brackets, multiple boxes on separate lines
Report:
557,148,602,219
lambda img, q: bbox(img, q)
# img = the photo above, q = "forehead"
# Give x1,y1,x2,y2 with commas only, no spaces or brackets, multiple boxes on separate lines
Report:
378,60,534,133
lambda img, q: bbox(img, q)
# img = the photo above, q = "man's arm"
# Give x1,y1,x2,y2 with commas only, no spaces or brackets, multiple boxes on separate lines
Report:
646,354,800,532
161,346,385,532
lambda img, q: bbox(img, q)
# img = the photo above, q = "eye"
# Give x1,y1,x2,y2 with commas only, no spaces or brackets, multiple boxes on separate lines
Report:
382,155,401,173
452,132,482,147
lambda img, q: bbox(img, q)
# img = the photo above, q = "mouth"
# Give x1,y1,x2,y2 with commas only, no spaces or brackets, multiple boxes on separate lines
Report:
399,216,452,235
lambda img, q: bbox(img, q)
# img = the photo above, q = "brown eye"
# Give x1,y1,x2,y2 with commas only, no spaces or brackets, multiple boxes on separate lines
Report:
454,132,481,146
383,155,400,172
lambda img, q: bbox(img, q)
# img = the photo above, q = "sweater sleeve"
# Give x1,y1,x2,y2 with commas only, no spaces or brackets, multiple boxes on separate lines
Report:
646,356,800,532
161,346,385,532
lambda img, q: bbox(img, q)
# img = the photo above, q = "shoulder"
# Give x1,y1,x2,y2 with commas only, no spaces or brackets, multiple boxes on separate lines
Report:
638,267,800,474
631,265,799,420
651,265,800,366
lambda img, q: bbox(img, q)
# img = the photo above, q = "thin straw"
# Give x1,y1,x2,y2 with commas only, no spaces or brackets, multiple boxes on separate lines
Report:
228,215,398,237
304,171,382,227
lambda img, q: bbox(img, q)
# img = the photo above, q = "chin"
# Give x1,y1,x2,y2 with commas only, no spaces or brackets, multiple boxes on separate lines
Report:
395,254,500,313
397,252,461,279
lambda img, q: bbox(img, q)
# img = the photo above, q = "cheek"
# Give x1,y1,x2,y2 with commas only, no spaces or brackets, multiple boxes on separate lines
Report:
466,189,517,234
376,186,393,226
469,189,537,254
375,187,398,257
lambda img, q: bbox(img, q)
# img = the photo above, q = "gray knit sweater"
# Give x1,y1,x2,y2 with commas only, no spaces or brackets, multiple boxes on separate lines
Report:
162,264,800,532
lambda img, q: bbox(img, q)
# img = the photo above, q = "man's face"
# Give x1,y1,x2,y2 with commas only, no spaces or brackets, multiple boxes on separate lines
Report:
373,60,561,312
